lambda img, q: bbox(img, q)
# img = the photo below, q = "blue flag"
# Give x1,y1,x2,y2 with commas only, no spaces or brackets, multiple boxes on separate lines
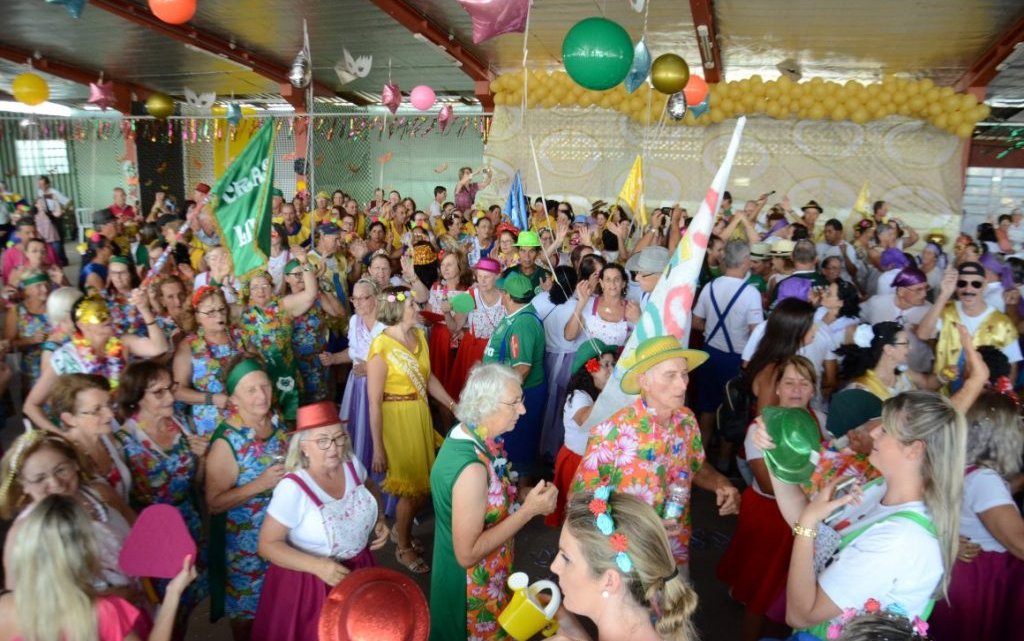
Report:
504,170,527,229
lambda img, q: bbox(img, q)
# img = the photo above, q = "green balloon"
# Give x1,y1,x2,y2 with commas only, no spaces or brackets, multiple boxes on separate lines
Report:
562,17,635,91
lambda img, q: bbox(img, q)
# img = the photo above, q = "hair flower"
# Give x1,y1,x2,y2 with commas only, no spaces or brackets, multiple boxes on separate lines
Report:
863,598,881,614
596,513,614,535
588,498,607,517
827,623,844,640
853,324,874,348
911,617,928,636
585,357,601,374
593,485,611,501
614,552,633,573
609,532,629,553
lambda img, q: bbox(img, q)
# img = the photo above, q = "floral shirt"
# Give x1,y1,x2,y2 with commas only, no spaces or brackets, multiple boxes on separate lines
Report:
186,328,243,436
572,398,704,564
16,304,49,381
105,290,147,338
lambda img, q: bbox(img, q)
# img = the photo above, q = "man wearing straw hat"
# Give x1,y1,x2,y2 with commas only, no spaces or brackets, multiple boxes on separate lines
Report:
573,335,741,573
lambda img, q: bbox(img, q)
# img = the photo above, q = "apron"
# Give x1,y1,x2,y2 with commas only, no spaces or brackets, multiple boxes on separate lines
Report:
283,462,378,560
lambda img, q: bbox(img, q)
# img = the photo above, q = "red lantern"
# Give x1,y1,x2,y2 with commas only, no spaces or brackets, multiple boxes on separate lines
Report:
682,75,709,106
148,0,196,24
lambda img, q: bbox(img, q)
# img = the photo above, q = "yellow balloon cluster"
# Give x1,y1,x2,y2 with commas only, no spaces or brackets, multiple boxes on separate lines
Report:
490,71,991,138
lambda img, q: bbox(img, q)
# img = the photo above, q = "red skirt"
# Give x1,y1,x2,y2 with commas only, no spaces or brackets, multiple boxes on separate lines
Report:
545,447,583,528
929,551,1024,641
251,548,375,641
716,486,792,615
447,332,489,398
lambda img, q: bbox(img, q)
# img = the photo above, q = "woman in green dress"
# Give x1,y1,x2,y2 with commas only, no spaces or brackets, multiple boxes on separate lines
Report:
429,363,558,641
237,247,318,422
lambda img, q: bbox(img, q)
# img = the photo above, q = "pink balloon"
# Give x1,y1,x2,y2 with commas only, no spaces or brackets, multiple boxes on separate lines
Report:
458,0,530,44
437,104,453,132
381,82,401,114
410,85,436,111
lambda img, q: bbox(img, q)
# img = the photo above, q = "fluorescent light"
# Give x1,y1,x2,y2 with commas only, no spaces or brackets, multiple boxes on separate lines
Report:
265,103,295,112
183,43,254,72
992,175,1003,182
0,101,74,117
412,33,464,67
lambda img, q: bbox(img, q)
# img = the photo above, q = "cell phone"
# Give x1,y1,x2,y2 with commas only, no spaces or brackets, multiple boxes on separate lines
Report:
824,477,858,525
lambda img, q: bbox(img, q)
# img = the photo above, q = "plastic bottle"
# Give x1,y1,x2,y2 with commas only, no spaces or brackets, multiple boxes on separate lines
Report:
663,474,690,520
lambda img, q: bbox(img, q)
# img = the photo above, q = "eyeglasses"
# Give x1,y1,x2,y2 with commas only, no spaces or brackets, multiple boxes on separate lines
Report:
957,280,984,289
21,461,77,488
146,381,179,397
250,284,273,291
500,396,524,407
351,294,375,302
312,434,349,450
557,209,570,214
890,341,910,346
198,306,228,316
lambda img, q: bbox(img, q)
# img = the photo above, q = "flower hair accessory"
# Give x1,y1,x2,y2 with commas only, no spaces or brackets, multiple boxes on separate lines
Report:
384,290,414,303
584,358,601,374
588,486,634,573
826,599,929,640
853,324,874,349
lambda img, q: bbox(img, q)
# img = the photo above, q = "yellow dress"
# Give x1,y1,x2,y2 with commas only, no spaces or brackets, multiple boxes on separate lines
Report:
368,329,440,497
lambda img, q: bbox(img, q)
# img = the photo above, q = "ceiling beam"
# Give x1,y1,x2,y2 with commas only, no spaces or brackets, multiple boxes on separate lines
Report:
0,44,148,112
365,0,494,110
954,14,1024,91
86,0,372,108
689,0,723,83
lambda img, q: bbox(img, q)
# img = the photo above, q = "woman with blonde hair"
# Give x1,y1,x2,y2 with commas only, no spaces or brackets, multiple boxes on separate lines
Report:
754,386,968,639
928,389,1024,641
252,401,388,641
0,430,137,598
367,285,456,574
549,490,699,641
0,494,195,641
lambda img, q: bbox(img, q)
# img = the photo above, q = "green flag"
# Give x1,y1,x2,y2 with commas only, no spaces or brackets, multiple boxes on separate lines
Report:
211,122,275,277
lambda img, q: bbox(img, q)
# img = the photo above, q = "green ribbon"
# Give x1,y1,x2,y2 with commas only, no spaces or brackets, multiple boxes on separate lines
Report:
283,259,301,274
19,273,49,288
226,358,265,395
109,255,131,266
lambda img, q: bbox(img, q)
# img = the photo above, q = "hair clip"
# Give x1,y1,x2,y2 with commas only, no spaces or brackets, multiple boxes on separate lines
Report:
589,486,633,573
585,358,601,374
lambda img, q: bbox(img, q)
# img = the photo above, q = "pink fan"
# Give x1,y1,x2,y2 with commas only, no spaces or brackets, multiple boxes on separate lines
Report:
118,504,196,579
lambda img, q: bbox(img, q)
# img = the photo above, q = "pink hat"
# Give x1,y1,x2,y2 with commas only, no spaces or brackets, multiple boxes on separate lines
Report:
475,257,501,274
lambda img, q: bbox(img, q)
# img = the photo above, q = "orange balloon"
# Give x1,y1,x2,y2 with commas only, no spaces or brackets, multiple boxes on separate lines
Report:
149,0,196,24
682,75,709,106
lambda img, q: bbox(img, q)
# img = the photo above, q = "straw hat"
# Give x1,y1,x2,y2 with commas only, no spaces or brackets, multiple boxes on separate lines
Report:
619,336,708,394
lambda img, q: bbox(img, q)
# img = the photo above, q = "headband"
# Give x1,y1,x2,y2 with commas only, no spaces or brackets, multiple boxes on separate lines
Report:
73,294,111,325
19,273,49,289
589,486,634,573
226,359,264,395
0,430,47,497
191,284,219,308
109,255,131,267
284,259,302,274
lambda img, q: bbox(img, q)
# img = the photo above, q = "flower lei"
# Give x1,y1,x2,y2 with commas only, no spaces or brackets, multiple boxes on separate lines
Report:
71,332,125,388
827,599,929,640
588,485,633,573
468,425,519,509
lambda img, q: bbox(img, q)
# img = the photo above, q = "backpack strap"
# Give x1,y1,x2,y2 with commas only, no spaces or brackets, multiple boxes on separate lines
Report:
284,473,324,508
706,281,750,354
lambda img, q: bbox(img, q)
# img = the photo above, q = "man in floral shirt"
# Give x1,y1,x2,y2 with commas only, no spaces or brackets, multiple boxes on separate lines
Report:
573,335,741,571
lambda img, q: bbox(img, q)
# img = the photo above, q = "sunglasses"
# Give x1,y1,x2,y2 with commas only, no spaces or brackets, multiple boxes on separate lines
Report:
956,279,983,289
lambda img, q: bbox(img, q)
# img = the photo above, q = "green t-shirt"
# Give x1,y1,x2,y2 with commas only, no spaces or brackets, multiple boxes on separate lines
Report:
746,272,767,294
482,303,545,389
506,264,549,291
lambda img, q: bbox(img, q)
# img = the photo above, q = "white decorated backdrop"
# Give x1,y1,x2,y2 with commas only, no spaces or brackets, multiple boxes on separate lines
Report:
479,106,966,240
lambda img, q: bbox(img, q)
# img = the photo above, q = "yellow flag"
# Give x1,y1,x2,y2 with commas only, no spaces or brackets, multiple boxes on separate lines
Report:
617,154,647,227
852,179,871,219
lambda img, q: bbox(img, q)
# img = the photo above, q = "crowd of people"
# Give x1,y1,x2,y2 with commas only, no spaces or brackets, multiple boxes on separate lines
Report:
0,171,1021,641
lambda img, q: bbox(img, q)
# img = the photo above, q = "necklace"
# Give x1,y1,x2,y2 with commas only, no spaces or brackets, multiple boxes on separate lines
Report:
71,333,125,388
463,424,519,506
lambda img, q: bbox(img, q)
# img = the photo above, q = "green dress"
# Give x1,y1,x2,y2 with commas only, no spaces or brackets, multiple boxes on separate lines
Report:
430,426,517,641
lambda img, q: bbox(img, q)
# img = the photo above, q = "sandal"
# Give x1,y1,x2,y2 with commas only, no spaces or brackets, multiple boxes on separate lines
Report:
390,528,425,553
396,546,430,574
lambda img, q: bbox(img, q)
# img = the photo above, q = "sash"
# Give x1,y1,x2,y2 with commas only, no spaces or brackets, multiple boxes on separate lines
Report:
852,369,895,401
385,337,428,401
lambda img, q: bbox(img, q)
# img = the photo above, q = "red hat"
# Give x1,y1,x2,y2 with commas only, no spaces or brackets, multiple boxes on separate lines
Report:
194,182,211,195
296,401,345,432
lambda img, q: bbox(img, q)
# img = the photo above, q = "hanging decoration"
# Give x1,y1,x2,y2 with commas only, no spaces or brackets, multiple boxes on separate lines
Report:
562,18,634,91
148,0,196,24
651,54,690,94
628,0,646,10
145,92,175,119
381,82,401,114
288,49,312,88
46,0,86,19
437,104,453,132
489,69,990,137
225,103,243,126
682,74,708,106
624,39,651,93
410,85,436,111
88,76,115,111
335,49,372,84
457,0,530,44
667,92,686,120
12,73,49,106
184,87,216,109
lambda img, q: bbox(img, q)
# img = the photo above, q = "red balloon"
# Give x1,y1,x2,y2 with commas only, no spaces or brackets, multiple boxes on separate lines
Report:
149,0,196,24
683,75,708,106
